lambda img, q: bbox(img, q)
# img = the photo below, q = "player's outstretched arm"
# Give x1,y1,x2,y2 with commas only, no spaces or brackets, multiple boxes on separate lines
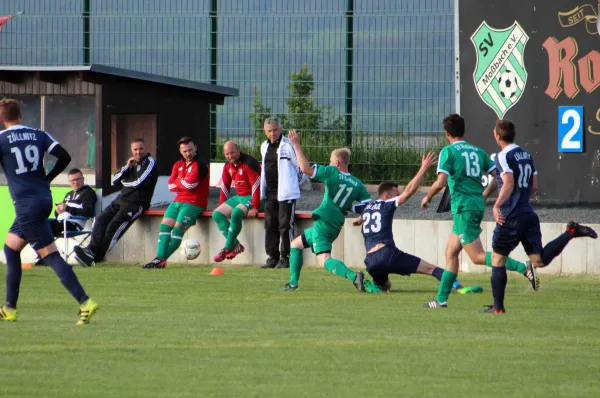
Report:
288,129,314,178
397,151,437,206
46,145,72,182
421,172,447,209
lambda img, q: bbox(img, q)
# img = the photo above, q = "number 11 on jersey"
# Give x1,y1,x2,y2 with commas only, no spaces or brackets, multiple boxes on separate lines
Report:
558,106,583,153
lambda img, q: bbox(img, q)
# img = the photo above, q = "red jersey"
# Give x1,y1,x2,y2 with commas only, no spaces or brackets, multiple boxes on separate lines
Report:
220,153,261,209
168,157,210,209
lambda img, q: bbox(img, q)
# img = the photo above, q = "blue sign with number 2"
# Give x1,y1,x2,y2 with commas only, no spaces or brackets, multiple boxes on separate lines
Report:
558,106,583,153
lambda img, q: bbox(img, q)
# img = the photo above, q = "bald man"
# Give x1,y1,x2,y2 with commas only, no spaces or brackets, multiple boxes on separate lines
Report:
212,141,264,262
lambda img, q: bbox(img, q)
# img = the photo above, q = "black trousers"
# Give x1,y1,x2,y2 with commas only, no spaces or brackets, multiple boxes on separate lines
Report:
48,219,82,237
87,200,144,262
264,190,296,259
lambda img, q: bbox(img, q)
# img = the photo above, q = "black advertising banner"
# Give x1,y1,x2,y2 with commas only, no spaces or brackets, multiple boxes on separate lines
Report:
459,0,600,201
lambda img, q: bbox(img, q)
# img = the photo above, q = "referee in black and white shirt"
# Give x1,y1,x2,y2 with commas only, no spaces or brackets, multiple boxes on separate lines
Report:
260,117,303,269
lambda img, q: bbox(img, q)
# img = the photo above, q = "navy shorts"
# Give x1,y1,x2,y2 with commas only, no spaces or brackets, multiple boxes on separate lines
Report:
492,212,543,256
364,245,421,285
8,199,54,251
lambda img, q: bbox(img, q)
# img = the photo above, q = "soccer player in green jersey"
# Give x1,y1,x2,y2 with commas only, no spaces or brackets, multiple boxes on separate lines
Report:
281,129,372,292
421,114,532,308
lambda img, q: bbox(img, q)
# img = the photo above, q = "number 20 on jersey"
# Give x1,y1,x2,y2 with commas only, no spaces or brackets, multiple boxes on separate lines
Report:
558,106,583,153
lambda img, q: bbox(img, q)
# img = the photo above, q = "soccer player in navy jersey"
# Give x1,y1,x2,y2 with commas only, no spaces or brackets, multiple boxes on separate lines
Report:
485,120,597,313
353,152,480,293
0,99,98,325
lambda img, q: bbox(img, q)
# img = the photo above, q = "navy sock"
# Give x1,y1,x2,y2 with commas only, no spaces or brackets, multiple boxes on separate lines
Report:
541,232,573,265
432,267,444,281
4,246,22,309
491,266,507,310
43,252,89,304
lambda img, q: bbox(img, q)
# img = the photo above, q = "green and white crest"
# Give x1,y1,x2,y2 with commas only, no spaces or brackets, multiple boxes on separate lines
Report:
470,21,529,119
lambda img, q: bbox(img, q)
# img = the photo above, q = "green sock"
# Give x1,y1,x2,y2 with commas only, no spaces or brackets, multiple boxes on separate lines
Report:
323,258,356,281
225,208,245,250
435,270,457,303
156,224,173,259
485,252,526,274
289,248,303,286
166,227,184,259
212,210,239,247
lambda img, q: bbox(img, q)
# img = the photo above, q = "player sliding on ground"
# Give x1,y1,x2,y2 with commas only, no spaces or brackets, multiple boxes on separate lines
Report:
483,120,597,313
142,137,209,269
0,99,98,325
352,155,482,294
420,114,535,309
281,129,373,292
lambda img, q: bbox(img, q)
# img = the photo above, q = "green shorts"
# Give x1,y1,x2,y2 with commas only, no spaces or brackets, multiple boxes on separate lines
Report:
301,220,341,255
224,195,265,211
164,202,204,227
452,211,484,245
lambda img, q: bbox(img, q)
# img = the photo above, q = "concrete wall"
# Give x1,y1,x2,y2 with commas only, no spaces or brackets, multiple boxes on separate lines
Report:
9,215,597,275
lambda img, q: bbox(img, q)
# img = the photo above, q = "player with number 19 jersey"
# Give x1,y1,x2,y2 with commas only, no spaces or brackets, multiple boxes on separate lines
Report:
0,125,58,202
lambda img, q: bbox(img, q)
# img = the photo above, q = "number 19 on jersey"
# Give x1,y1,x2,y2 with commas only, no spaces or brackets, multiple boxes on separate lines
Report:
558,106,583,153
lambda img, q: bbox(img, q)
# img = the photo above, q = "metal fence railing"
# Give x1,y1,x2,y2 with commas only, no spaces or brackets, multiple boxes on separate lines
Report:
0,0,455,184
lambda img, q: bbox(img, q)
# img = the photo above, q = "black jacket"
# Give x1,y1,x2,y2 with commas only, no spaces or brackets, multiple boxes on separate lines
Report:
55,185,97,218
111,153,159,208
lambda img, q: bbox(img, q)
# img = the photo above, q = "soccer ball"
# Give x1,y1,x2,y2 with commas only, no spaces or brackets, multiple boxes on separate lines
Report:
497,70,519,101
180,239,201,260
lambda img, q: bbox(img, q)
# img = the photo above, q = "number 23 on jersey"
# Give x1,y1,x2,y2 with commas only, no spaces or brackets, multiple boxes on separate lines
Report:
362,211,382,234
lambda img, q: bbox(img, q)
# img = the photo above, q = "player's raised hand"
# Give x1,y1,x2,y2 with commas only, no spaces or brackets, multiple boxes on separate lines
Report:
421,196,430,209
421,151,437,169
288,129,301,145
126,157,136,168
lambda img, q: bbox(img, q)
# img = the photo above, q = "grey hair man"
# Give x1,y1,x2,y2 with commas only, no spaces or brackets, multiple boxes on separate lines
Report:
259,116,303,269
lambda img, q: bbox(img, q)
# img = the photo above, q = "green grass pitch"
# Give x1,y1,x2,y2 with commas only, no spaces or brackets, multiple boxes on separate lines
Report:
1,265,599,397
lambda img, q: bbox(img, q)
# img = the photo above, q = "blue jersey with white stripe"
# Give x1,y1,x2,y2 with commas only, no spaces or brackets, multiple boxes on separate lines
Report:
494,143,536,219
0,125,58,201
353,198,398,251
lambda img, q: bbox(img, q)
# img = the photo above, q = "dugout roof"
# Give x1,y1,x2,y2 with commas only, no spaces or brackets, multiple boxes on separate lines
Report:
0,64,238,102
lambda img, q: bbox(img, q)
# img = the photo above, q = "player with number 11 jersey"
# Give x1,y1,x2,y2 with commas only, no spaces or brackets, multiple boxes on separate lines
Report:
281,130,373,293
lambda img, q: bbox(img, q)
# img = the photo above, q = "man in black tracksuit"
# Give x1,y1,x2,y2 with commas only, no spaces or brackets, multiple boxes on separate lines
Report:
48,168,97,237
74,138,158,266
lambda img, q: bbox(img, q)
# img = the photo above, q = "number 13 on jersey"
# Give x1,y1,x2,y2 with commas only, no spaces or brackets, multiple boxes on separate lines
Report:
558,106,583,153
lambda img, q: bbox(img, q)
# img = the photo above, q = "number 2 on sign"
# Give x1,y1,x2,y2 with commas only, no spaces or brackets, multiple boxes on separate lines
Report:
558,106,583,153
